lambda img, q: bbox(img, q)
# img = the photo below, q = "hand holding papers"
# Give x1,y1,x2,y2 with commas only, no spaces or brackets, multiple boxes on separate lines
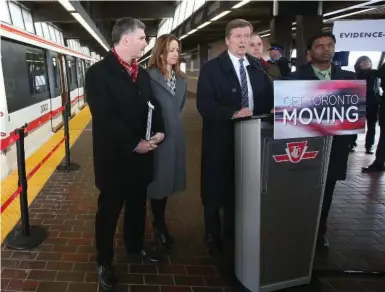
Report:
150,132,165,144
146,101,155,141
135,101,165,154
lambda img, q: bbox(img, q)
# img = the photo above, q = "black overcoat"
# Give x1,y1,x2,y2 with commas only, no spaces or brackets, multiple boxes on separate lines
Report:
85,52,165,194
196,51,273,208
290,63,356,181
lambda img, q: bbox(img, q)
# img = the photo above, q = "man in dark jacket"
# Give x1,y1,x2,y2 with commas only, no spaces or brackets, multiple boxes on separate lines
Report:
362,62,385,172
196,19,273,251
290,32,355,250
267,43,291,77
85,18,165,290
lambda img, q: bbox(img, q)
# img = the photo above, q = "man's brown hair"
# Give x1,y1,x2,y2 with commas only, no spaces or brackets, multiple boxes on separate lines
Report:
148,34,184,77
225,19,253,38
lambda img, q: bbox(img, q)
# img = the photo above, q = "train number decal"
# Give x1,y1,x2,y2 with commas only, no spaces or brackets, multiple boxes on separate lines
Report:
40,103,49,113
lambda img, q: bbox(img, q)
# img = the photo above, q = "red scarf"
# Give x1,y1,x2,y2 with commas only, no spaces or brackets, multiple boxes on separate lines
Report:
111,47,139,83
260,58,269,67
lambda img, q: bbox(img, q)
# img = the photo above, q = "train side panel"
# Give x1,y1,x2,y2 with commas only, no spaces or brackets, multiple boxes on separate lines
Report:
0,25,91,180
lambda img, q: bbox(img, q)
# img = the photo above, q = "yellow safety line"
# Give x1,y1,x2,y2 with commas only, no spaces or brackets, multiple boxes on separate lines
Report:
0,106,92,242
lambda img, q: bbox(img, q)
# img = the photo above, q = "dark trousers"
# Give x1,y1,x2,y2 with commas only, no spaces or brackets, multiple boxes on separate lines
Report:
204,194,235,241
365,104,379,148
150,197,168,228
95,184,147,266
318,179,337,239
374,126,385,165
351,104,379,148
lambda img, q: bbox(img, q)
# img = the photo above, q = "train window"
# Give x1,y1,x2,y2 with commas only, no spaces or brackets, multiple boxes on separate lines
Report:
8,1,24,30
66,58,77,91
78,60,84,86
22,8,34,34
48,24,57,43
52,57,61,90
34,22,44,37
26,51,48,95
41,22,50,40
67,60,73,85
1,0,11,23
2,40,50,113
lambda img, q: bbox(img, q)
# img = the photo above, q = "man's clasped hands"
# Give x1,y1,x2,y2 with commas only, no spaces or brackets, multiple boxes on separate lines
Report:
135,132,165,154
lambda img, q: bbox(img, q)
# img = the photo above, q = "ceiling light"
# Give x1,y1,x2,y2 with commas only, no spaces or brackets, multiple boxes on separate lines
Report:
323,0,382,17
232,0,251,9
57,0,75,12
324,7,376,22
187,29,198,35
71,12,109,51
210,10,231,22
197,21,211,29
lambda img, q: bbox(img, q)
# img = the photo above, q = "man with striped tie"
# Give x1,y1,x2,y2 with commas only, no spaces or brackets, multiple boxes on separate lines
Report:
196,19,273,253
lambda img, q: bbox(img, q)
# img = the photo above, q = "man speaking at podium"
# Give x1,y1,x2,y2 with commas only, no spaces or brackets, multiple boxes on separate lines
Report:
196,19,273,252
290,32,355,251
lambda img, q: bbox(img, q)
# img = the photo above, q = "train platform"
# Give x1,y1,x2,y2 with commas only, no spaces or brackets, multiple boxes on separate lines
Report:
1,99,385,292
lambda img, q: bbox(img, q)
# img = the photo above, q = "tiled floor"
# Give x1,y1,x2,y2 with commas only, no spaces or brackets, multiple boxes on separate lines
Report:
1,99,385,292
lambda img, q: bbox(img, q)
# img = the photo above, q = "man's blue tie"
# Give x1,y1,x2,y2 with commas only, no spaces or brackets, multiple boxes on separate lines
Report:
239,58,249,108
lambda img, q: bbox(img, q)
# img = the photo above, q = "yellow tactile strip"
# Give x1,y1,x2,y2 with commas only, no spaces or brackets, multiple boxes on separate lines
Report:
0,106,91,242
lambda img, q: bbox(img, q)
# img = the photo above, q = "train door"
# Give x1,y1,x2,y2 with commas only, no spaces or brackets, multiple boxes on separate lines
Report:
66,56,79,117
57,54,69,124
76,58,85,109
47,51,63,131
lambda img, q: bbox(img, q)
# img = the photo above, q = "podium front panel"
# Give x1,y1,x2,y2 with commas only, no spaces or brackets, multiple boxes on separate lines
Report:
234,119,332,292
259,127,330,291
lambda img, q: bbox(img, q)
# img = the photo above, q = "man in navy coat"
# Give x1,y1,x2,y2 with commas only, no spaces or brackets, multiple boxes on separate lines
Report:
196,19,273,251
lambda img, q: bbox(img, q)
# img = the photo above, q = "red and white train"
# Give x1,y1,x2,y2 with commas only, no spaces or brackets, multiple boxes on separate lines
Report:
0,22,94,180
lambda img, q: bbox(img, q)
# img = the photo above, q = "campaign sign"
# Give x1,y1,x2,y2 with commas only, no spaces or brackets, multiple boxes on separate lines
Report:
273,80,366,140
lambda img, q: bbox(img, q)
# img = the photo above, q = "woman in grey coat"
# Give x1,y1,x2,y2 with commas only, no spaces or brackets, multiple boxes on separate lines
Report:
146,34,187,248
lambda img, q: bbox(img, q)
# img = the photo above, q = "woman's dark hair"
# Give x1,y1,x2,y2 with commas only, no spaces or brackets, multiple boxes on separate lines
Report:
354,56,372,73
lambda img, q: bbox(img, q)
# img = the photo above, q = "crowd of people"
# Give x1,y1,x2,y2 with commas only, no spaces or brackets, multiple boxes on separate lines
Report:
84,17,385,291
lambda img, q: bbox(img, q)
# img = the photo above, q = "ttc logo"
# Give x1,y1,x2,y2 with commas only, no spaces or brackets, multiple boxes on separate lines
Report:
273,141,318,163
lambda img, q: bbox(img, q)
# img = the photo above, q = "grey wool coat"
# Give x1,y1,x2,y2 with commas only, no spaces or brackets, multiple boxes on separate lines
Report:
146,67,187,199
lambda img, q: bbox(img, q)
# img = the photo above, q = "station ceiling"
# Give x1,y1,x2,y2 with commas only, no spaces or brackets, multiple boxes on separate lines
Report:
168,0,385,56
20,0,178,56
18,0,385,58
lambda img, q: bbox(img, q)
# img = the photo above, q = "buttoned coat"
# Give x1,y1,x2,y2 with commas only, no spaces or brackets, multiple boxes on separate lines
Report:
85,52,165,194
146,68,187,199
196,51,274,208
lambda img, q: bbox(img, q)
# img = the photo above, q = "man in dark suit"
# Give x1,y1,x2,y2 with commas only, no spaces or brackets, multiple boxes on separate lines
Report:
290,32,355,251
85,18,165,291
362,62,385,172
196,19,273,251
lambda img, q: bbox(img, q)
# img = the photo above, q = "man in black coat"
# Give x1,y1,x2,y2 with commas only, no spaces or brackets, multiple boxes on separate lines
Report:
196,19,273,251
290,32,355,251
362,62,385,172
85,18,165,291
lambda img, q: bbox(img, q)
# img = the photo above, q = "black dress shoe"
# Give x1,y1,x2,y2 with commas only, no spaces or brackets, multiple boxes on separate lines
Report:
362,163,385,173
127,247,161,264
316,237,329,251
153,225,175,248
365,147,374,154
97,265,116,291
140,248,161,263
